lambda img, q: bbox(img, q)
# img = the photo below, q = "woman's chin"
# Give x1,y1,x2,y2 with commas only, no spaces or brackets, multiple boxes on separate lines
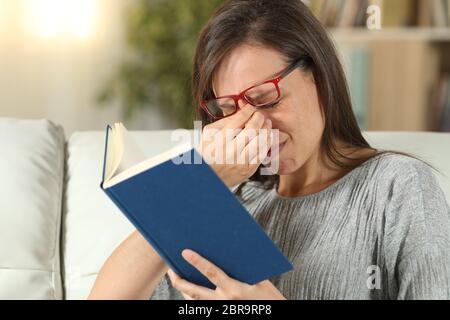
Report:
277,157,302,176
263,158,294,176
277,165,292,176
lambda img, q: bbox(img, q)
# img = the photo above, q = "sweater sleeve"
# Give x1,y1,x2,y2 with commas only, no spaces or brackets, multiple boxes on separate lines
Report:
383,159,450,300
149,274,185,300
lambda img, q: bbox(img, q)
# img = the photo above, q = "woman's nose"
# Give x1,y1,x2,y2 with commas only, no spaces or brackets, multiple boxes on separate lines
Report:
237,98,249,110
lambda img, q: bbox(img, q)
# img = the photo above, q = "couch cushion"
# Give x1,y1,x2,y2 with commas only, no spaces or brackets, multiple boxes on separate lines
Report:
64,130,450,299
364,132,450,203
63,130,191,299
0,118,65,299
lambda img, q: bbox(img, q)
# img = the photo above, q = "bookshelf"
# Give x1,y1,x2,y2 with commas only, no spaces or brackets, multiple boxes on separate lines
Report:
305,0,450,132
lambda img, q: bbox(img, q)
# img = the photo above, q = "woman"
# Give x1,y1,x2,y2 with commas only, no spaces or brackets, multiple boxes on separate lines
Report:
89,0,450,300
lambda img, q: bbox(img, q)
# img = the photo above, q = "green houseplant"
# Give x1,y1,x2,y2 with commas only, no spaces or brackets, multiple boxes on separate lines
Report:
99,0,223,128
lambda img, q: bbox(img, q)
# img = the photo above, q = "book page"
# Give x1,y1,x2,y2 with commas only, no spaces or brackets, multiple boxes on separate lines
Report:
103,123,193,188
103,141,193,188
115,123,147,176
103,125,121,183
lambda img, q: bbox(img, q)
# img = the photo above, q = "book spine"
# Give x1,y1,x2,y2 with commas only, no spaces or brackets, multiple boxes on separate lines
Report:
101,185,187,280
101,125,112,183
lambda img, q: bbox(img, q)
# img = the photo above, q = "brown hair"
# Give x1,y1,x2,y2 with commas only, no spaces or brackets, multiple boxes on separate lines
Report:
192,0,432,181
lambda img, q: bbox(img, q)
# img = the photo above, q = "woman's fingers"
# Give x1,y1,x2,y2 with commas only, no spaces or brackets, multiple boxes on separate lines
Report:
231,112,266,158
199,105,276,187
252,127,273,166
239,119,272,166
202,107,259,164
253,120,273,165
181,249,238,291
168,269,214,300
222,105,258,131
182,293,195,300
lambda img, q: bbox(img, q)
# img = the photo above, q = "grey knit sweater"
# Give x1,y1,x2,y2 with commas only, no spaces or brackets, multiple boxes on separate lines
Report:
151,153,450,300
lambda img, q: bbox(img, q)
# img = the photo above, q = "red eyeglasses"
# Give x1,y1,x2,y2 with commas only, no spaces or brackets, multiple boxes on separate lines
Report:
201,57,311,120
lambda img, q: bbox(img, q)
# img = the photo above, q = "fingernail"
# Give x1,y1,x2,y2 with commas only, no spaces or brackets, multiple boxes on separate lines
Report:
182,249,194,260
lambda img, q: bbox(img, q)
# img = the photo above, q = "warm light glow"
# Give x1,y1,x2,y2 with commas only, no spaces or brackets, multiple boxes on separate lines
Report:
25,0,96,39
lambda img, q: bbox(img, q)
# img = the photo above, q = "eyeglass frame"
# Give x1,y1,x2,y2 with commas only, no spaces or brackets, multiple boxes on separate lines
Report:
200,57,311,120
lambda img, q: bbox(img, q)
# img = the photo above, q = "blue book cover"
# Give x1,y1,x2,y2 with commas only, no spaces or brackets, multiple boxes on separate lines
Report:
100,124,293,290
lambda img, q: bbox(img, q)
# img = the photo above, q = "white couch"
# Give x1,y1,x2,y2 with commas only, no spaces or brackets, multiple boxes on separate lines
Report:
0,118,449,300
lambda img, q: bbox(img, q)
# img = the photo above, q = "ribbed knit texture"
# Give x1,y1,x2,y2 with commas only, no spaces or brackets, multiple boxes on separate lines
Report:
151,153,450,300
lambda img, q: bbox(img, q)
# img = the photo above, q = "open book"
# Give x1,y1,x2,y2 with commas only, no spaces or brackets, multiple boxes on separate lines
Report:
100,123,293,289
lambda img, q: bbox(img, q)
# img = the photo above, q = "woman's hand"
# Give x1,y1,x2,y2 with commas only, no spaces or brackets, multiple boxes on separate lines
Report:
200,105,273,188
167,249,286,300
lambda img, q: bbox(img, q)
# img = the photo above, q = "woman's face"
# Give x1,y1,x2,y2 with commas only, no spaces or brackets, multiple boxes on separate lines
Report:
213,44,325,175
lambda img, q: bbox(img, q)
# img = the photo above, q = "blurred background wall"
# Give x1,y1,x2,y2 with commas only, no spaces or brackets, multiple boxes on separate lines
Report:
0,0,173,135
0,0,449,136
